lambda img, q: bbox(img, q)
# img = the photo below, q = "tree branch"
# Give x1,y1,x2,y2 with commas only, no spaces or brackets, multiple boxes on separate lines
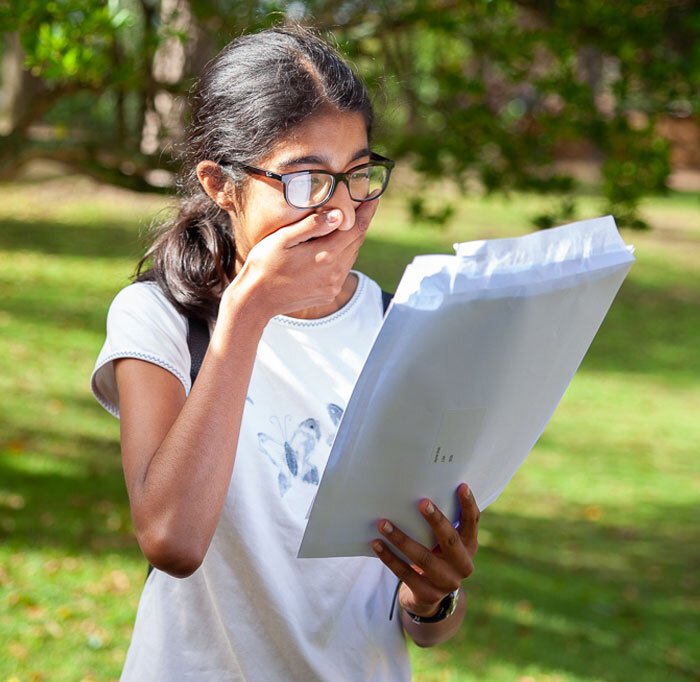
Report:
0,141,173,193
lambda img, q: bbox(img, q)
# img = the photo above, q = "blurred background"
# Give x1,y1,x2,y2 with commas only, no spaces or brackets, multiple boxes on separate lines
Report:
1,2,698,681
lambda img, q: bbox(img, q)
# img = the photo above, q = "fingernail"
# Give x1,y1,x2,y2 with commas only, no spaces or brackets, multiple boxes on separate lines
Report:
425,501,435,515
382,520,394,534
324,209,342,225
372,541,384,554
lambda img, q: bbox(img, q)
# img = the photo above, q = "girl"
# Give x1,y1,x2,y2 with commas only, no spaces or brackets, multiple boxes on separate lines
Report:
92,24,479,681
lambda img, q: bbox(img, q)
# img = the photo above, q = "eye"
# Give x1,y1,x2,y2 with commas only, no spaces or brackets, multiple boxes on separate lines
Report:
286,172,333,207
308,174,326,189
350,170,371,181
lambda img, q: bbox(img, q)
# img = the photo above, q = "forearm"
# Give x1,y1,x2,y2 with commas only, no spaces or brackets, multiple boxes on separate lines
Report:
120,281,269,576
401,588,467,648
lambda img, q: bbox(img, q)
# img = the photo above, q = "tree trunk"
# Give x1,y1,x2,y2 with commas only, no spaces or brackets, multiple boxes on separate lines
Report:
0,33,46,137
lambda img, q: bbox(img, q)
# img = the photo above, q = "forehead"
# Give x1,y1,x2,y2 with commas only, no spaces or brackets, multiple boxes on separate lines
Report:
261,109,369,169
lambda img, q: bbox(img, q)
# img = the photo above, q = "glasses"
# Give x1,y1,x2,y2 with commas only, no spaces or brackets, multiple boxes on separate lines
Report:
221,152,395,210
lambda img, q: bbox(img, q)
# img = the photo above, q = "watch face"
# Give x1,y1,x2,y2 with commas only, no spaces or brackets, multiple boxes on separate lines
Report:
445,589,459,617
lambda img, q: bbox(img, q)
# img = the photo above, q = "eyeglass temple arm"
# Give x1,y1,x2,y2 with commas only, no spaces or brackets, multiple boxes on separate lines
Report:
220,161,284,182
369,152,395,168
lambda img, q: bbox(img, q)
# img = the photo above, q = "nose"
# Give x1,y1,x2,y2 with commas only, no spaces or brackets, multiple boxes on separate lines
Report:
320,179,358,231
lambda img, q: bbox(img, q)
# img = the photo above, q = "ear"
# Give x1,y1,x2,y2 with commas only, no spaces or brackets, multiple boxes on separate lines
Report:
196,160,235,210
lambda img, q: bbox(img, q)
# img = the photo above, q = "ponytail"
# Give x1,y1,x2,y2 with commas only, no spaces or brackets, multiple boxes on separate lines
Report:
136,193,235,320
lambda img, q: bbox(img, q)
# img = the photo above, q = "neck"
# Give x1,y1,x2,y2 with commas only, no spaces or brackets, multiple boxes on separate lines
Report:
287,272,358,320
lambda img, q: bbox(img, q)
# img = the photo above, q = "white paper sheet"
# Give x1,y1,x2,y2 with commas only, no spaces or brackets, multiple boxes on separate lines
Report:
298,215,634,558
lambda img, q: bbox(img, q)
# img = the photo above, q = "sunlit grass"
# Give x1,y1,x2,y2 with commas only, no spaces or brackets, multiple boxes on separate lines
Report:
1,173,698,681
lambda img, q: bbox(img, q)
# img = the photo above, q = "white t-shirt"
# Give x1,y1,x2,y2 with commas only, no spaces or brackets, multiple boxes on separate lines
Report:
91,274,411,682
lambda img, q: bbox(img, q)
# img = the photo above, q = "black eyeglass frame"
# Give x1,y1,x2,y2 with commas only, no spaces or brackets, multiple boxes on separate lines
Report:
220,152,395,210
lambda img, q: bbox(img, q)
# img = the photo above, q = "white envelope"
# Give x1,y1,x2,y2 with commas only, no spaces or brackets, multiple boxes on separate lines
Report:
298,215,634,558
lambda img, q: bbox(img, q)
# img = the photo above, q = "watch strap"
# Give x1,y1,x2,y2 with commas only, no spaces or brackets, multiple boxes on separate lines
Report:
406,588,460,624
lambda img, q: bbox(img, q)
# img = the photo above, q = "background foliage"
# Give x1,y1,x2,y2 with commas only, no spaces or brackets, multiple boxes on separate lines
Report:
2,0,699,226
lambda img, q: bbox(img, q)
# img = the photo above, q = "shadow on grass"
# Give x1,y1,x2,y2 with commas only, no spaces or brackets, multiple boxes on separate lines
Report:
0,431,138,559
0,283,118,335
579,280,700,380
0,218,146,261
417,506,699,682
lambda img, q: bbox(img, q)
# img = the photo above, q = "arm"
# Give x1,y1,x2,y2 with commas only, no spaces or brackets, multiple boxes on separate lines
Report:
372,483,480,647
116,206,374,578
115,282,267,577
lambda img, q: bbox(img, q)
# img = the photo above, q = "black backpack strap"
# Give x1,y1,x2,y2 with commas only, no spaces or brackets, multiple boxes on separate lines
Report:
381,290,393,314
187,316,211,386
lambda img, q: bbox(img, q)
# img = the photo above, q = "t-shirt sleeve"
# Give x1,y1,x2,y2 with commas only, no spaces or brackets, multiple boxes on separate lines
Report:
91,282,191,418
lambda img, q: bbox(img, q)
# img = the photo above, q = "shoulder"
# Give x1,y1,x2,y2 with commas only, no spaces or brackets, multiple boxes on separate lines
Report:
106,281,190,347
92,282,192,417
108,280,182,322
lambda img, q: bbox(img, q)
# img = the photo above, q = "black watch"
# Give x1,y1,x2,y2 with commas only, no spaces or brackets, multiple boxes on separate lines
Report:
406,588,460,624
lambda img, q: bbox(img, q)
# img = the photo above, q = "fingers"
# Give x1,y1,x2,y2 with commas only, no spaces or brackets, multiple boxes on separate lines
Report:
277,210,344,247
456,483,480,556
374,517,469,592
371,539,447,607
322,201,374,261
242,199,376,314
353,199,379,233
278,197,378,247
295,207,369,278
372,486,480,617
418,498,469,564
371,484,479,581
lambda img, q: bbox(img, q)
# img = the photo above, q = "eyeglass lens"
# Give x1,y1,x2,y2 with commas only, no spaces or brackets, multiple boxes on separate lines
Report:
285,165,389,208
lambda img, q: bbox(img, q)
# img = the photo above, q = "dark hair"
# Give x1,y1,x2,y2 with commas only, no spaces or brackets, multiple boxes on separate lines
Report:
136,25,374,320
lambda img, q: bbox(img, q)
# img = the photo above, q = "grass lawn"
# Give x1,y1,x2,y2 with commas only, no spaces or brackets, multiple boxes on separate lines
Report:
0,172,698,681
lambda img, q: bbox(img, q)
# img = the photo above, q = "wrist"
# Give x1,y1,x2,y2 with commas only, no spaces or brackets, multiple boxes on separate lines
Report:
404,588,461,625
219,267,275,330
404,600,442,619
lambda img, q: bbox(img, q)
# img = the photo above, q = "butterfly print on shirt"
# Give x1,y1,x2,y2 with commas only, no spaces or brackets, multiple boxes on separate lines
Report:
326,403,344,445
257,404,345,496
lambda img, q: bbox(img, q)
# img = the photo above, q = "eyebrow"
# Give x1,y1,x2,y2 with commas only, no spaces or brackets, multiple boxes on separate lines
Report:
276,147,371,171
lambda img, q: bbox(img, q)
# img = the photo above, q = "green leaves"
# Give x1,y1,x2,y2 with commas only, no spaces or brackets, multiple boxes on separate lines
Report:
3,0,698,223
361,0,697,228
13,0,135,87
